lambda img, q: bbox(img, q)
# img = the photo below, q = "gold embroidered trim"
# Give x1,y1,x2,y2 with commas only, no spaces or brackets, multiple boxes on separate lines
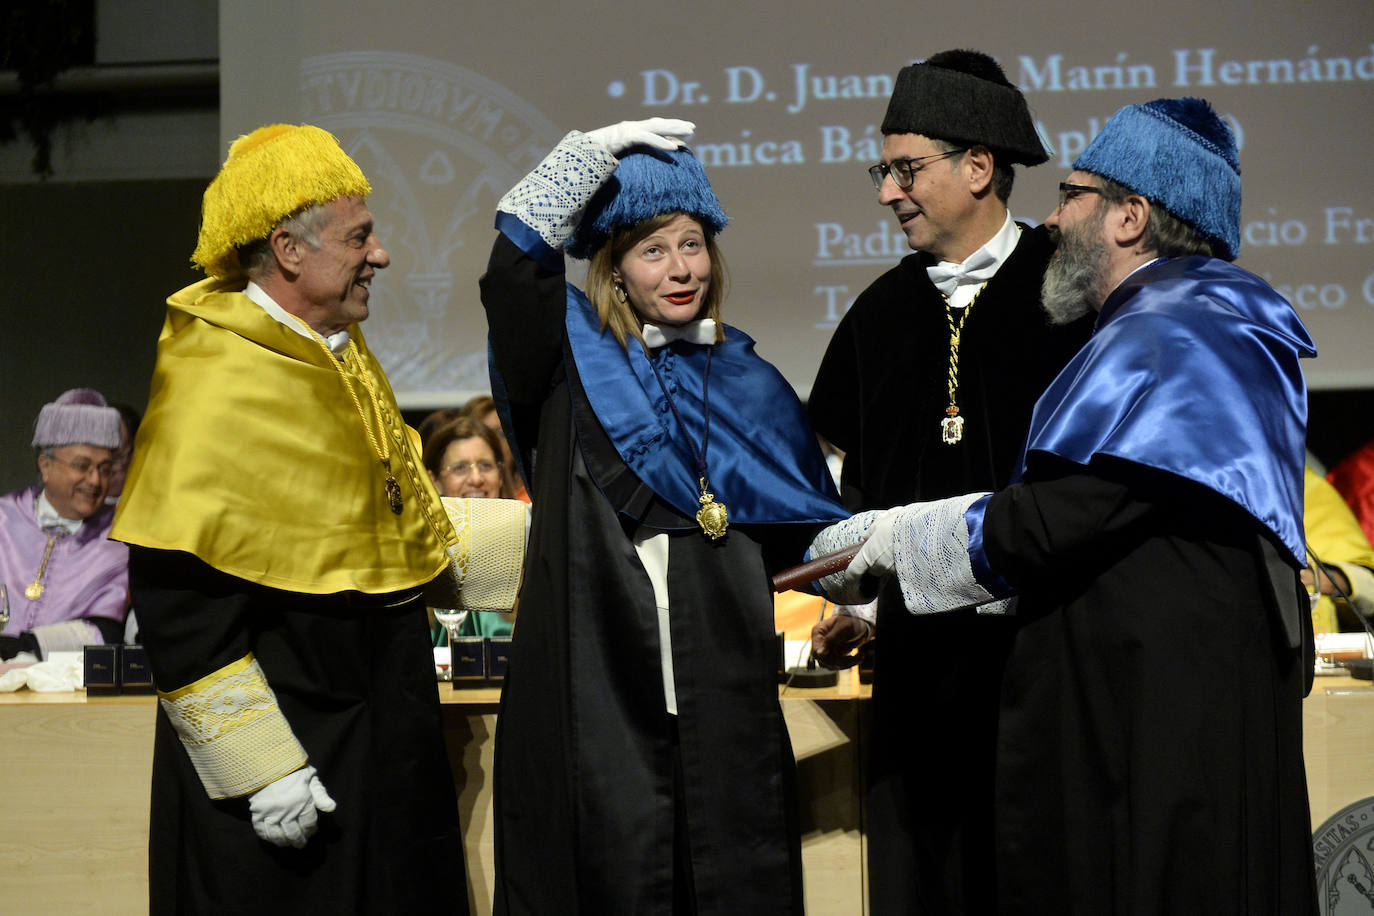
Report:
157,653,307,799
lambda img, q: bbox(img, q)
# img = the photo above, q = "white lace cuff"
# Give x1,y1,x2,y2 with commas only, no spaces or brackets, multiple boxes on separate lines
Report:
426,497,530,612
891,493,1014,616
496,131,618,251
157,654,308,800
32,619,101,658
808,510,886,604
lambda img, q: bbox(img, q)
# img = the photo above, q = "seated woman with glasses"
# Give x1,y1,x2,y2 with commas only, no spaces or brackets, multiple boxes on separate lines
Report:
461,394,530,503
421,416,515,638
480,118,848,913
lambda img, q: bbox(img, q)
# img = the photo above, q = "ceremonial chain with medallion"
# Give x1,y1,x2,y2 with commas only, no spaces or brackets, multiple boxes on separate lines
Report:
941,283,988,446
309,332,405,515
647,346,729,540
24,529,66,600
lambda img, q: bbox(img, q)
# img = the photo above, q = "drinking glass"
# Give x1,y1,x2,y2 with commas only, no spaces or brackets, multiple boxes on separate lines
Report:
432,606,469,681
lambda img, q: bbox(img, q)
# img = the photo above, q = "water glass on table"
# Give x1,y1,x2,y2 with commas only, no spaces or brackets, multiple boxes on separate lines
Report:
433,606,469,680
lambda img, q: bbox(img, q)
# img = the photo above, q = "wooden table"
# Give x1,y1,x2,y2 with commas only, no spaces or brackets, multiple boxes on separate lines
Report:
0,670,870,915
1303,673,1374,828
7,671,1366,915
1,691,155,914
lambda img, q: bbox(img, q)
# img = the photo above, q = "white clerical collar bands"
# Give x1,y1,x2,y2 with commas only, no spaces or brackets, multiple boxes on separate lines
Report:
642,319,716,349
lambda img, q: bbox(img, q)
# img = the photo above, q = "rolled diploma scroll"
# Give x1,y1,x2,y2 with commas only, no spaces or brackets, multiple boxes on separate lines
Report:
770,544,861,593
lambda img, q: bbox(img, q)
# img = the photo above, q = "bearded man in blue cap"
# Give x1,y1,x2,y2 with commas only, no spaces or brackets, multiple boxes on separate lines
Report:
813,97,1319,913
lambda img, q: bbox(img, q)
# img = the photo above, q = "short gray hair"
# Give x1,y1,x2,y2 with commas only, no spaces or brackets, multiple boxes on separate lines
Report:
1096,176,1214,259
237,203,333,280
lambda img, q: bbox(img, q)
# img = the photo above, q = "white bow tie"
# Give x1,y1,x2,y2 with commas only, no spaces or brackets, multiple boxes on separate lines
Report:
925,248,999,298
35,493,82,536
642,319,717,349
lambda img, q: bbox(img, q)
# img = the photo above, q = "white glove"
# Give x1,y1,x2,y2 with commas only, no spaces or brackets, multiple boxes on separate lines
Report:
248,765,337,849
585,118,695,156
847,506,904,582
810,508,894,605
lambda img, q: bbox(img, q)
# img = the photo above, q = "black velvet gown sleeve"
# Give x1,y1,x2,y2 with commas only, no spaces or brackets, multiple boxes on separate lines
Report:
479,233,568,480
979,455,1286,599
978,457,1159,592
128,544,257,690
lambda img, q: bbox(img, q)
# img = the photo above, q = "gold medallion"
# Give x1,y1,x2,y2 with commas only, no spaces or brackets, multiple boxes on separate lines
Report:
24,532,60,601
696,478,729,540
385,474,403,515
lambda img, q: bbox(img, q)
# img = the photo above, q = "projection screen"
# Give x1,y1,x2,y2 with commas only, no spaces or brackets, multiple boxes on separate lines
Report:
220,0,1374,405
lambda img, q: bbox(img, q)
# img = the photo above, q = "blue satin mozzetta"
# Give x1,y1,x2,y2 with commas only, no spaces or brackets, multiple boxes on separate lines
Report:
1016,256,1315,565
963,494,1014,597
563,287,847,528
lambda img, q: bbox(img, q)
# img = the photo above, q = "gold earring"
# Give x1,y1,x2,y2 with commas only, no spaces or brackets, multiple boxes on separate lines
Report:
614,282,628,304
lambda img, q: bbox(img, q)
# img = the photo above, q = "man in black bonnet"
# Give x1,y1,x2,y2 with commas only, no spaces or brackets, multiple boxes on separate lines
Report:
808,49,1091,913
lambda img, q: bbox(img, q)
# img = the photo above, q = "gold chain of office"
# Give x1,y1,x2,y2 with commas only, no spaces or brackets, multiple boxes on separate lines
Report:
941,283,989,445
307,333,405,515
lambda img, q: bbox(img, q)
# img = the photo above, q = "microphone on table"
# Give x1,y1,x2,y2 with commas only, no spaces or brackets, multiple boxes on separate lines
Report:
1309,542,1374,680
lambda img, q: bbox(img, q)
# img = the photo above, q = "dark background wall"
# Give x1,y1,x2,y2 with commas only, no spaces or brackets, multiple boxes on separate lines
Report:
1,0,216,492
0,179,206,493
1309,389,1374,474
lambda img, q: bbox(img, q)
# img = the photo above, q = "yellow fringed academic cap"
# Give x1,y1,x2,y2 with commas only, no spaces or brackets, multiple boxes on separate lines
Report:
190,124,372,279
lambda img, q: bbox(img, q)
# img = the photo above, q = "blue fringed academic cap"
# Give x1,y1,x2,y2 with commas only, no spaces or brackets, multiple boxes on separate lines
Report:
1074,97,1241,260
564,146,728,260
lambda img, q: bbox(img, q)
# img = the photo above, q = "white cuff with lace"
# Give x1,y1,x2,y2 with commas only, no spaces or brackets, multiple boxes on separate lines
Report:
495,131,618,251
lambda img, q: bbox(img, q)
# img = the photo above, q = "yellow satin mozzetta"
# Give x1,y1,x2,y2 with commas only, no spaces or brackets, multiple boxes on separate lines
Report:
112,277,453,595
1307,466,1374,634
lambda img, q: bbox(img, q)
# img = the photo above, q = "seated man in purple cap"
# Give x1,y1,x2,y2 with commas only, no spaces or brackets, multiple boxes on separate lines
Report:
813,97,1319,912
0,388,129,660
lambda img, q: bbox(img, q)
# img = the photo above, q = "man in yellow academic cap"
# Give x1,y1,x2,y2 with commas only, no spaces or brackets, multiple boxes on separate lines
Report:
113,125,469,915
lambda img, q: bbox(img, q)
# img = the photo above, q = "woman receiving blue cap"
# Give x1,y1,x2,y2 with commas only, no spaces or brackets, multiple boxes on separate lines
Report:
481,120,848,913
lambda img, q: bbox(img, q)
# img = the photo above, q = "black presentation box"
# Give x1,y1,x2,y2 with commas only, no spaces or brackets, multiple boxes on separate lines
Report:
450,636,487,682
120,645,156,693
83,644,120,695
485,637,511,680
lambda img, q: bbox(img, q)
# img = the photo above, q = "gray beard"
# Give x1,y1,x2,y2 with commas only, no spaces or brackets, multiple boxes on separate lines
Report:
1041,220,1110,325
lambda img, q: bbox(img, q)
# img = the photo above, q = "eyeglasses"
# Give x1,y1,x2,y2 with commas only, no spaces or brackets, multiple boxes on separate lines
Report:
868,148,966,190
440,460,499,478
1057,182,1104,210
46,455,115,478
